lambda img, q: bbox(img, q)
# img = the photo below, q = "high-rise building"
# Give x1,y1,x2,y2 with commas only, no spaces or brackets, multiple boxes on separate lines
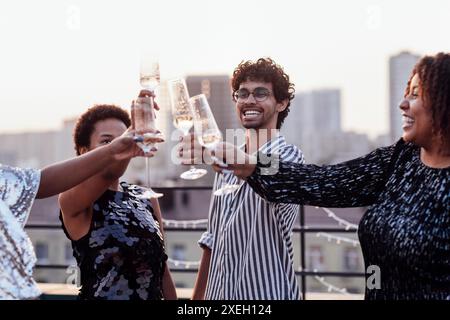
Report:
300,89,342,134
0,117,79,170
283,89,342,163
389,51,420,142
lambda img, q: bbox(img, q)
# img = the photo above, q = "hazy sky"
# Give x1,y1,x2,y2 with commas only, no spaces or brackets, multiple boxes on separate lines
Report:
0,0,449,137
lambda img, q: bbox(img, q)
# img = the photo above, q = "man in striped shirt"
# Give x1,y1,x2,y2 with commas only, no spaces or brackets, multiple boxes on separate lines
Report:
188,58,305,300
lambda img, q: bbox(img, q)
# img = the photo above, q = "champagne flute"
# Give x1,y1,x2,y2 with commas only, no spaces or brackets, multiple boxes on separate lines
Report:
133,56,163,199
189,94,240,196
140,54,160,92
168,78,207,180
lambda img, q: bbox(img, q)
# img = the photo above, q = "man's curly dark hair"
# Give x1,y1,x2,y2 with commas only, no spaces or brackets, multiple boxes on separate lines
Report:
405,52,450,152
73,104,131,155
231,58,295,129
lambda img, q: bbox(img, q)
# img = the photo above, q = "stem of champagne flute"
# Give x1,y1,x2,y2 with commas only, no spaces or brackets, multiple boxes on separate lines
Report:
145,157,151,189
146,92,155,188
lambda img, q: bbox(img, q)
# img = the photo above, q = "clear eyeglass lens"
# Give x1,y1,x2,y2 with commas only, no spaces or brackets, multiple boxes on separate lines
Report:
235,88,270,102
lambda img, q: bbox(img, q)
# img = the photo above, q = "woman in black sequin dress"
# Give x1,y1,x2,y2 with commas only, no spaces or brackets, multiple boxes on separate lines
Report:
59,100,177,300
213,53,450,300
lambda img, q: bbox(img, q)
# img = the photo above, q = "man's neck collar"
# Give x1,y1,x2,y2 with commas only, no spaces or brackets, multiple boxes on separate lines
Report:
244,128,280,154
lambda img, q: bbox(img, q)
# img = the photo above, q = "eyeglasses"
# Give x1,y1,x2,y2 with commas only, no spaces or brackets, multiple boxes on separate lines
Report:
232,87,272,103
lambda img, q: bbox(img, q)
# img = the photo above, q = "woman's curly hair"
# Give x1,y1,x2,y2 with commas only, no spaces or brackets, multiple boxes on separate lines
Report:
73,104,131,155
405,52,450,152
231,57,295,129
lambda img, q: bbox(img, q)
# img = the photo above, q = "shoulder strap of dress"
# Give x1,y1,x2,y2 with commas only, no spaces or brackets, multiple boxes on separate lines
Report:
119,181,130,191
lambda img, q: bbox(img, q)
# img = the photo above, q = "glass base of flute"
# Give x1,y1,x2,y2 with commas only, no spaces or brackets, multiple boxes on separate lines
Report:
179,132,207,180
211,156,241,196
136,133,164,199
180,165,207,180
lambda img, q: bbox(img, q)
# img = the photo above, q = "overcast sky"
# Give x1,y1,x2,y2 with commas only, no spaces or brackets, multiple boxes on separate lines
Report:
1,0,449,137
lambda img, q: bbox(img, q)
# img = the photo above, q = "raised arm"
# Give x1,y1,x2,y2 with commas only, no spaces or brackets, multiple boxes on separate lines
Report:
246,141,403,208
192,248,211,300
57,127,162,218
192,174,219,300
58,155,134,217
150,198,177,300
37,132,143,199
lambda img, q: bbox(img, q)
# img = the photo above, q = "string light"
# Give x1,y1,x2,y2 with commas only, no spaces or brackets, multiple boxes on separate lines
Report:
163,219,204,269
316,207,359,230
162,217,359,296
316,232,360,247
167,258,200,269
163,219,208,228
313,274,351,295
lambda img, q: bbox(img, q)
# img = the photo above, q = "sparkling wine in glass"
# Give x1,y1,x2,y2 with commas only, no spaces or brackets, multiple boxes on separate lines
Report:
133,56,163,199
168,78,207,180
189,94,240,196
140,56,160,91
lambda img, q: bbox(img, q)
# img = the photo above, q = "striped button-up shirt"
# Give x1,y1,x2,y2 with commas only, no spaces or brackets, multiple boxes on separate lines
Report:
198,135,304,300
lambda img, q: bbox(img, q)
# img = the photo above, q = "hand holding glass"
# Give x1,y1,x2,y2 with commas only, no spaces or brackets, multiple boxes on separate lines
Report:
189,94,240,196
133,56,163,199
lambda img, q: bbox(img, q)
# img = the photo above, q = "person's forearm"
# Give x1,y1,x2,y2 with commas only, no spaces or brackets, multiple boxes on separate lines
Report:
246,144,397,208
192,248,211,300
147,202,176,300
162,264,177,300
37,144,115,198
100,159,131,181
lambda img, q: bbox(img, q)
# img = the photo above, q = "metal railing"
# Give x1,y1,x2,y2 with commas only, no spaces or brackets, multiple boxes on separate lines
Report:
25,186,365,299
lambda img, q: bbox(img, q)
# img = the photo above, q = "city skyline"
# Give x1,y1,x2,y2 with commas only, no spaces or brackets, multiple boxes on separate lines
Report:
1,0,450,138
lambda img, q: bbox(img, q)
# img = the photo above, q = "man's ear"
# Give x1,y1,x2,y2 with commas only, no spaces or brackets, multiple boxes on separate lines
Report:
276,99,289,112
78,146,89,155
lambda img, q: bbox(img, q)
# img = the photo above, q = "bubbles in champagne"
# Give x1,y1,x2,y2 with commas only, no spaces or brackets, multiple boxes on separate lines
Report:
200,129,222,149
174,114,193,134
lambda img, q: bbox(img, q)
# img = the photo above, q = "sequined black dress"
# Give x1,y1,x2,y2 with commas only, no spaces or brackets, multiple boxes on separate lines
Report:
60,182,167,300
247,139,450,300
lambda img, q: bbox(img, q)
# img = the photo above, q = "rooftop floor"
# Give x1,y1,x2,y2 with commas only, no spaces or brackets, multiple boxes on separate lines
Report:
37,283,364,300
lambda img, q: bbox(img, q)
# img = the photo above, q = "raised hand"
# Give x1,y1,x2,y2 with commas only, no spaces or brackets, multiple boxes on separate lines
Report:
108,128,159,160
131,99,164,152
138,89,160,110
212,142,257,179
